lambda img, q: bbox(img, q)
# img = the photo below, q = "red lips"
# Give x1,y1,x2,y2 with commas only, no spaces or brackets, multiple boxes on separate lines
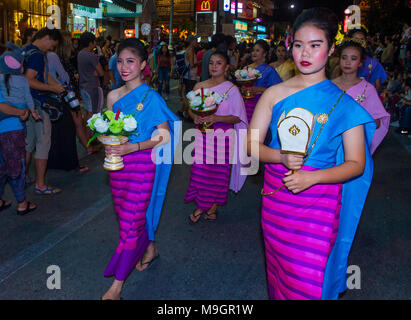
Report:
300,61,312,67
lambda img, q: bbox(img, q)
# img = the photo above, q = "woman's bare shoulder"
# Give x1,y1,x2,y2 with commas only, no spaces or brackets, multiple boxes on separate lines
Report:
107,86,125,108
264,77,301,106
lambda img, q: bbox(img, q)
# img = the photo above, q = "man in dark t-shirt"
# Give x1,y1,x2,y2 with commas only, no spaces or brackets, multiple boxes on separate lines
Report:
24,28,64,196
77,32,104,120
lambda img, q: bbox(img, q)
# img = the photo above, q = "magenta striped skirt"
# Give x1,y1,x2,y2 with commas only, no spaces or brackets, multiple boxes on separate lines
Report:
104,149,155,281
185,123,233,211
262,163,342,300
244,95,260,124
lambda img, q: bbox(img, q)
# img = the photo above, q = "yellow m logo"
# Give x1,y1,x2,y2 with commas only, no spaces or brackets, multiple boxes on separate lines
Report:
201,0,211,11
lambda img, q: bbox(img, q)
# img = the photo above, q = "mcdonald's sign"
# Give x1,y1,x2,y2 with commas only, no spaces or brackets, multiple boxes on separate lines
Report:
196,0,216,12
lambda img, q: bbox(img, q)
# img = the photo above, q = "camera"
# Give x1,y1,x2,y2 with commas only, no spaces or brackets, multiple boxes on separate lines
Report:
60,90,80,112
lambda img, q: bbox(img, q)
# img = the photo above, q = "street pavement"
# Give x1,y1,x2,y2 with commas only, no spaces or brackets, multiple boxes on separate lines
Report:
0,80,410,300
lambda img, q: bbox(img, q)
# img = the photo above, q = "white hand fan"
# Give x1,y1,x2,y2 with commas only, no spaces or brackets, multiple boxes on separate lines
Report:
277,108,315,156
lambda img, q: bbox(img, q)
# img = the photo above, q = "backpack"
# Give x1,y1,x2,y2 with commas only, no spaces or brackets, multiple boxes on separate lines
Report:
175,51,188,77
23,47,63,122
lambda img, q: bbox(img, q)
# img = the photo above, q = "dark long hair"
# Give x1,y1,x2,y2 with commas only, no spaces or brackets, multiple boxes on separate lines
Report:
293,7,339,49
118,38,148,62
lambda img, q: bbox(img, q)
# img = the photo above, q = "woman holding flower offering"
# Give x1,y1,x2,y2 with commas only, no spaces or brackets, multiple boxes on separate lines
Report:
242,40,282,123
101,38,180,300
247,8,375,299
185,51,248,222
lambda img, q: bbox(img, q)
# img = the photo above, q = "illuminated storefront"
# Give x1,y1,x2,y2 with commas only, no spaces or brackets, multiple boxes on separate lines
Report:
68,3,102,35
233,19,253,43
1,0,59,45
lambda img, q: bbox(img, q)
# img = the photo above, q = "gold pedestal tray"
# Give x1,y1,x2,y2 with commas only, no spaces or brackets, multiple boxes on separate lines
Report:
191,105,218,133
97,135,129,171
236,78,258,99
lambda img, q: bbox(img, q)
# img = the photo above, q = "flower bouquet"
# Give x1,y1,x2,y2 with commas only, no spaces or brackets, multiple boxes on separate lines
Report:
186,88,223,133
87,108,138,171
234,67,261,99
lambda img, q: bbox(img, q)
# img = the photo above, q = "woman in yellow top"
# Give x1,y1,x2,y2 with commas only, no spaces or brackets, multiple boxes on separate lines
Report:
269,42,299,81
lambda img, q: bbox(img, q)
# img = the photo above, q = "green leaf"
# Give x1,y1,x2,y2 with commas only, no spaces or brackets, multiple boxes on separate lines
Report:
87,132,100,147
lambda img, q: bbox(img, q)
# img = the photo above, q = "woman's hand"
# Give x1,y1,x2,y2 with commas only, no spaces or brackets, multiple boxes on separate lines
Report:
105,142,135,157
19,108,29,121
30,109,41,121
280,153,304,171
199,114,219,125
191,114,202,124
282,170,316,194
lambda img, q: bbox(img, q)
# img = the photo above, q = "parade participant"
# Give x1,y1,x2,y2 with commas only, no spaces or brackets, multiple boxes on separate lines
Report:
0,46,37,215
185,51,248,222
269,42,299,81
348,27,387,92
244,40,282,124
102,38,180,300
247,7,376,300
333,39,390,154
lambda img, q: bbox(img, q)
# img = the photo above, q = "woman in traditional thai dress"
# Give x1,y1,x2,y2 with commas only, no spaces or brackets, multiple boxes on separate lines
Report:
243,40,282,124
102,38,180,300
185,51,248,222
349,28,387,93
333,39,390,154
247,8,376,300
269,42,299,82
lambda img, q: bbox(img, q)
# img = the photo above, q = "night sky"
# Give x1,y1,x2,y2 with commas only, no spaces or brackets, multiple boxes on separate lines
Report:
272,0,355,22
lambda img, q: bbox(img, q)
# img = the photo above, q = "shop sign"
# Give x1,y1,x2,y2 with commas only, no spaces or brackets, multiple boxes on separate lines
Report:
196,0,216,12
223,0,230,12
141,23,151,36
124,29,135,38
255,25,266,33
237,1,253,20
256,34,267,40
233,20,247,32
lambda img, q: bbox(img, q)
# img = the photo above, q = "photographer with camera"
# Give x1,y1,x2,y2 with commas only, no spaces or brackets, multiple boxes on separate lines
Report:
47,30,89,173
24,28,64,195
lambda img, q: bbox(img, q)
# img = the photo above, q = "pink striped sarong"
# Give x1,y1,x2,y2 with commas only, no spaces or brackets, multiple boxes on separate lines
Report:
262,163,342,300
104,149,155,281
185,123,234,211
244,95,260,124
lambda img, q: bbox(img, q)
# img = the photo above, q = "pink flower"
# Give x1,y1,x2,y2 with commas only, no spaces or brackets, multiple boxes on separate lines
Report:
204,97,215,107
248,71,255,78
235,73,241,79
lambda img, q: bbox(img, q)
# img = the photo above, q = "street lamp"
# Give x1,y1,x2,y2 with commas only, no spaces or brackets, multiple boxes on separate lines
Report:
290,4,295,9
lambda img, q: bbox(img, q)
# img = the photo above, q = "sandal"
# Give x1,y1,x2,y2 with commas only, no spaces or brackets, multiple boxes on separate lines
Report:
79,166,89,173
189,210,204,223
16,201,37,215
34,185,62,195
0,200,12,212
136,252,160,272
204,210,217,221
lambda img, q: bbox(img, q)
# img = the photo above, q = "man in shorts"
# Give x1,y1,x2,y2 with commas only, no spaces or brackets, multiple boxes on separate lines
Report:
24,28,64,195
77,32,104,124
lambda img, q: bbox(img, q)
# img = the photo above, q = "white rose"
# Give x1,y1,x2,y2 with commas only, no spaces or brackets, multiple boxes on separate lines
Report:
186,91,196,100
123,116,137,132
94,118,109,133
87,113,101,126
190,96,202,107
119,112,125,119
240,70,248,78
